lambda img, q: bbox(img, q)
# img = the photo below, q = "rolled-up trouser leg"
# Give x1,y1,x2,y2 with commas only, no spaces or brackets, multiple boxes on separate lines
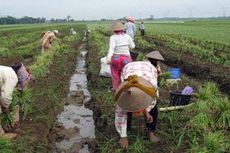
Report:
115,105,128,138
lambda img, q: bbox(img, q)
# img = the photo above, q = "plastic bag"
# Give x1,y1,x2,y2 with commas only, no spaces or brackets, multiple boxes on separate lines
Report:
182,86,193,95
99,57,111,77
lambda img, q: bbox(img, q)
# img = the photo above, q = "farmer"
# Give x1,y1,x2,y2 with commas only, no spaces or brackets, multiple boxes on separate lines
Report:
124,16,136,40
140,22,145,36
115,51,165,149
70,28,77,35
41,30,59,53
84,28,91,39
106,21,135,90
0,62,32,139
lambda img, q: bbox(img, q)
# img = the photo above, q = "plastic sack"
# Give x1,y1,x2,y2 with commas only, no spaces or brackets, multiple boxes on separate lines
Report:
182,86,193,95
99,57,111,77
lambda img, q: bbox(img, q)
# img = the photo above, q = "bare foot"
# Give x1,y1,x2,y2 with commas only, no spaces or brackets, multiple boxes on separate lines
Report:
119,137,129,149
148,132,160,143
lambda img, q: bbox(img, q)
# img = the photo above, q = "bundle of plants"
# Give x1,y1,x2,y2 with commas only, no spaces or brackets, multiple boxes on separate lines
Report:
0,88,32,132
12,88,32,120
177,82,230,152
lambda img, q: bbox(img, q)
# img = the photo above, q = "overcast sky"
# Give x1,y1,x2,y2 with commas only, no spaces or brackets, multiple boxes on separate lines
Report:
0,0,229,20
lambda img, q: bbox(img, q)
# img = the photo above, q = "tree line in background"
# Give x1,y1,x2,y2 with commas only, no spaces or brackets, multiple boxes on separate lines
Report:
0,16,75,25
0,16,46,24
1,15,229,25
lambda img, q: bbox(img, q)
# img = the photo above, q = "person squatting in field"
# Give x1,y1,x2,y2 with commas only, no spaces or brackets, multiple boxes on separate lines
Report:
124,16,136,40
0,62,32,139
41,30,59,53
106,21,135,91
114,51,165,149
70,28,77,35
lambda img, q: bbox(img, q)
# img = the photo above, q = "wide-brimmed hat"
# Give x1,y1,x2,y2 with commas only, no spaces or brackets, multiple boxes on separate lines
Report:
115,76,157,112
126,16,135,23
145,51,165,61
111,21,125,31
53,30,59,35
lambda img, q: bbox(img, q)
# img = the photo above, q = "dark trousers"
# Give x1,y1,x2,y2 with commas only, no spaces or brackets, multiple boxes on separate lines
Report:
141,29,145,36
127,105,158,132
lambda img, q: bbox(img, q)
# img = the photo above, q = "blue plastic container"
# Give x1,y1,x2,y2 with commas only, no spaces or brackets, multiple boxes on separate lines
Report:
168,68,181,79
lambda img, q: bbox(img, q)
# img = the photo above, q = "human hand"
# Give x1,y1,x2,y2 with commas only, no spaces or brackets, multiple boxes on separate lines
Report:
119,137,129,149
26,67,32,74
106,59,111,64
145,112,153,123
2,106,10,114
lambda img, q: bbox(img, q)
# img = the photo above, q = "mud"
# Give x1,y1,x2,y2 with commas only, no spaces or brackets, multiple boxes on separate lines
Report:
145,36,230,96
53,43,95,153
85,31,221,153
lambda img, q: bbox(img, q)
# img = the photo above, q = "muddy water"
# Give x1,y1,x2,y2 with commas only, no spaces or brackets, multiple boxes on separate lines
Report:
54,44,95,153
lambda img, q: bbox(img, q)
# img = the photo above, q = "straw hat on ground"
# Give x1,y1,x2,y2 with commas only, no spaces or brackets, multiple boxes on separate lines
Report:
145,50,165,61
126,16,135,23
115,76,157,112
111,21,125,31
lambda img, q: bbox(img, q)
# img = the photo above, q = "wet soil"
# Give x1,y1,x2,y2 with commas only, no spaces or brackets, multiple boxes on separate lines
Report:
145,36,230,97
0,57,24,65
85,31,218,153
52,44,95,153
12,42,82,152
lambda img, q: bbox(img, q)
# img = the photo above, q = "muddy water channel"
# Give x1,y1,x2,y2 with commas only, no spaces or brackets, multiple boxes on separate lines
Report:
53,43,95,153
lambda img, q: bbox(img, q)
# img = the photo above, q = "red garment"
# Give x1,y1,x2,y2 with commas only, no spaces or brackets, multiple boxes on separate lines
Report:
110,54,132,90
115,31,125,35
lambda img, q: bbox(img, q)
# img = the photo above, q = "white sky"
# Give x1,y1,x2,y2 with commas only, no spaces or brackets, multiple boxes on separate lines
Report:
0,0,229,20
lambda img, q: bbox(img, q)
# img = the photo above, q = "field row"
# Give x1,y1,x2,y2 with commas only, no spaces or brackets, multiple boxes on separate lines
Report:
0,24,86,153
86,29,230,153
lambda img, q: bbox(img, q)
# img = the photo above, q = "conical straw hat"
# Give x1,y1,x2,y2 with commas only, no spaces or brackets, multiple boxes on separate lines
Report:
111,21,124,31
115,76,157,112
145,51,165,61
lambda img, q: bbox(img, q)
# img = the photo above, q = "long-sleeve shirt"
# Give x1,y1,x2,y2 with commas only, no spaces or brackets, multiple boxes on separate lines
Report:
41,31,56,49
0,66,18,109
140,24,145,30
115,60,158,137
106,33,135,62
125,22,136,40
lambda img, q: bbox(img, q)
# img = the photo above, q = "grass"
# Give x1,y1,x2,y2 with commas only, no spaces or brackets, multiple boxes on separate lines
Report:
0,138,13,153
86,28,230,153
1,21,230,152
146,20,230,44
0,23,86,152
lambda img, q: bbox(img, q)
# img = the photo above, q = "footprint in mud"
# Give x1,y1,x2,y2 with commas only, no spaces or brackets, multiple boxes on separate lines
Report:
66,90,84,106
